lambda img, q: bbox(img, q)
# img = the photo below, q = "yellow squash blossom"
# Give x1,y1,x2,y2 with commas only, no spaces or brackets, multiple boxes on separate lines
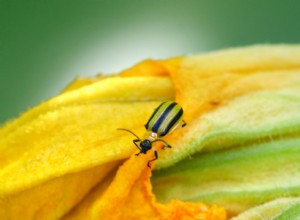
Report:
1,45,300,219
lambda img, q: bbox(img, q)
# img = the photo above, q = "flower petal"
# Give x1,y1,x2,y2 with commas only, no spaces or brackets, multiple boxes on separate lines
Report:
63,151,226,220
0,76,174,219
157,45,300,168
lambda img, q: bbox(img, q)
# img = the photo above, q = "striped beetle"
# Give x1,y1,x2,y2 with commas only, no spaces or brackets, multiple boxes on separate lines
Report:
118,101,186,168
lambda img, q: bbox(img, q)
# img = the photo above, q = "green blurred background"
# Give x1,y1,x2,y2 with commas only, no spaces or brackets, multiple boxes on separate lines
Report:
1,0,300,124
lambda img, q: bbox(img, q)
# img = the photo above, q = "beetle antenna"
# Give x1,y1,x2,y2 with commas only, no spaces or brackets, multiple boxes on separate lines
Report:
117,128,141,140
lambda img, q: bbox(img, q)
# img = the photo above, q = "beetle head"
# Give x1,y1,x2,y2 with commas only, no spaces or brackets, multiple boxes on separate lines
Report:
140,139,152,153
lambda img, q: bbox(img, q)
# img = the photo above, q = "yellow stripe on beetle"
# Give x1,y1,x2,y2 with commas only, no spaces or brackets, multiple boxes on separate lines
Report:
118,101,186,168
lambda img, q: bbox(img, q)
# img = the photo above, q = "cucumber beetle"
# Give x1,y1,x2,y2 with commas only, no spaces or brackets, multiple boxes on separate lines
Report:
118,101,186,168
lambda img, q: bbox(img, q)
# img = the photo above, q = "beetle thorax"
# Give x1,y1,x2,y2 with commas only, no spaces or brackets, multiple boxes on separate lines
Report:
144,131,158,141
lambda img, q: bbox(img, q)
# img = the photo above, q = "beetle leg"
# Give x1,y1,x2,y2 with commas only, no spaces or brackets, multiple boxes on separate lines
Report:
133,139,142,150
152,139,172,149
133,139,143,156
182,120,187,127
147,150,158,168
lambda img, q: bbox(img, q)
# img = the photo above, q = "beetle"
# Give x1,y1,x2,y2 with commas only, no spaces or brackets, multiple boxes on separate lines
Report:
118,101,186,168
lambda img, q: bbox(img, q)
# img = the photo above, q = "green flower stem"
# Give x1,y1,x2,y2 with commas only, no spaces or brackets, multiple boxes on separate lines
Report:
232,198,300,220
274,202,300,220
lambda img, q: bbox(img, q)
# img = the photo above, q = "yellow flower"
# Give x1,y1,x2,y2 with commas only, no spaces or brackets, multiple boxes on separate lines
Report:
1,45,300,219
